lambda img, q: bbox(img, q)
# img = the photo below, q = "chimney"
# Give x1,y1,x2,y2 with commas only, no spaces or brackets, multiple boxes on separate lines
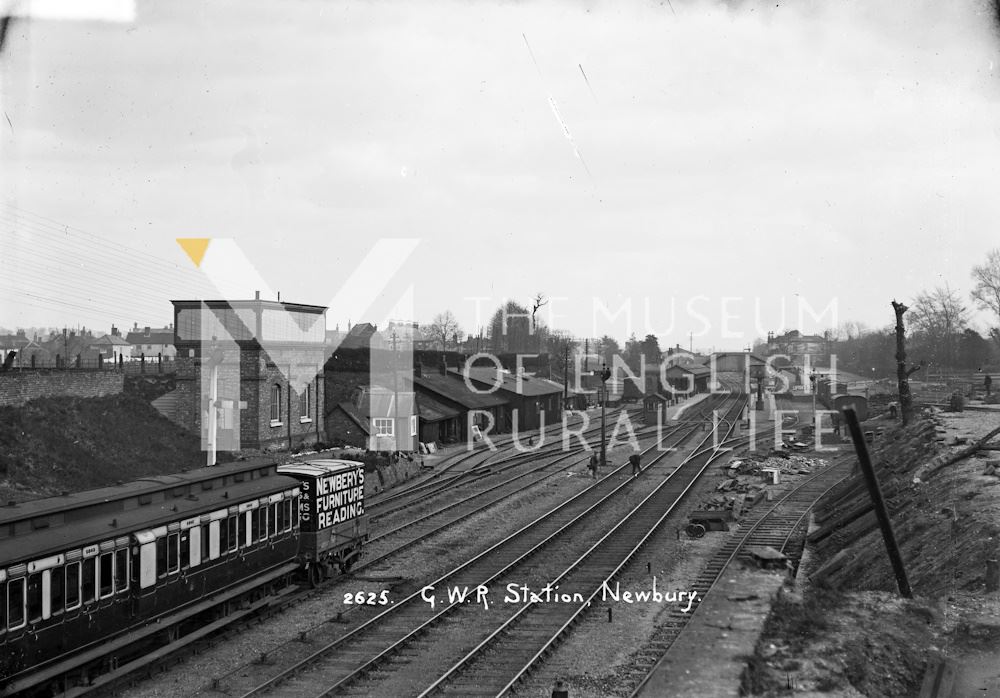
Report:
144,327,150,337
277,291,281,302
111,325,119,337
134,322,138,330
255,290,260,300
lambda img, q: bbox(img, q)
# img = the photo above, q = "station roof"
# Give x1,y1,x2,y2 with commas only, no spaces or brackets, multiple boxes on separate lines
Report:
416,392,462,423
450,367,564,397
413,373,509,409
665,364,711,376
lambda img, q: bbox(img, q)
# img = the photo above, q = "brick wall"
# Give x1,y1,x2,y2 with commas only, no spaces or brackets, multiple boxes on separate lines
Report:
173,347,326,452
0,370,125,407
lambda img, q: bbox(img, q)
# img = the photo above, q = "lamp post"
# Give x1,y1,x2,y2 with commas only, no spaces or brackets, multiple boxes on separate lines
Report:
599,363,611,467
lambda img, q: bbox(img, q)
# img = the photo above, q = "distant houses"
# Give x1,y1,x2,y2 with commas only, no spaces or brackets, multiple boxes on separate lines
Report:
125,323,176,359
90,326,133,362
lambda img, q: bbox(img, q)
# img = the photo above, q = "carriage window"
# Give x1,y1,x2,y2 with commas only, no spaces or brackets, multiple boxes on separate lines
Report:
65,563,81,609
285,499,293,531
180,534,191,570
8,578,25,629
156,537,168,578
250,509,260,544
0,583,4,629
81,558,97,603
291,497,299,529
275,501,284,533
270,503,279,537
219,517,229,553
51,567,65,614
99,552,114,598
227,515,238,552
27,574,42,623
201,524,211,561
115,549,129,593
167,533,180,574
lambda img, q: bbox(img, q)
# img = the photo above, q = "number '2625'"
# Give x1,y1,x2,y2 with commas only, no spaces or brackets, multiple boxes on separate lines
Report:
344,590,390,605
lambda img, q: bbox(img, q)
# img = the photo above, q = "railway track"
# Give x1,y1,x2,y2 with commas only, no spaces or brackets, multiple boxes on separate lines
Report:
359,429,676,571
367,408,629,514
626,452,853,697
218,392,744,698
367,407,630,520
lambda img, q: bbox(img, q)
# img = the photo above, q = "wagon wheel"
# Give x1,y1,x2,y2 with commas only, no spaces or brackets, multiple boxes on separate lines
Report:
308,563,323,588
685,523,707,539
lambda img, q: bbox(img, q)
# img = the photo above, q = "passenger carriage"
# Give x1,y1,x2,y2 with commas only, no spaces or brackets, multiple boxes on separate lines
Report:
0,458,367,696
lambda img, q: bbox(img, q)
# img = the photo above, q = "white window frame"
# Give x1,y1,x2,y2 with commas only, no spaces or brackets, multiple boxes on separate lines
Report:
410,414,418,437
299,383,312,423
373,418,394,436
270,384,282,426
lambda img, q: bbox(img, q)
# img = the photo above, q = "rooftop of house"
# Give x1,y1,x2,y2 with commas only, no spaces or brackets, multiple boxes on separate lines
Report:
125,325,175,346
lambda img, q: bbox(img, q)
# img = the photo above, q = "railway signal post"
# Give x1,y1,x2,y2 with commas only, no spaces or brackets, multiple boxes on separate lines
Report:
599,363,611,467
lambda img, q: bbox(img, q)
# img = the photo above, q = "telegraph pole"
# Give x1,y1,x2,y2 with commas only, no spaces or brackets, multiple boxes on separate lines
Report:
391,331,399,451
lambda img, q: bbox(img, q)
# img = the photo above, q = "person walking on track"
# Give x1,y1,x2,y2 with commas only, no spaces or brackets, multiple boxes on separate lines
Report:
629,453,641,478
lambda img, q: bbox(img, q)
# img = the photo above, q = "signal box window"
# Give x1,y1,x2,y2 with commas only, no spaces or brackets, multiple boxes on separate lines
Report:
373,418,394,436
271,384,282,423
300,384,311,420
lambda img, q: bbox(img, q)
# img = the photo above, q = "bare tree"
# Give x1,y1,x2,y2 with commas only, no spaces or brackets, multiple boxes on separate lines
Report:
530,292,549,351
910,284,969,368
971,248,1000,350
428,310,462,351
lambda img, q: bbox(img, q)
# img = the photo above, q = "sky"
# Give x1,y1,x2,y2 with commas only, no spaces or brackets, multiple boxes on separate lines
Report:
2,0,1000,351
